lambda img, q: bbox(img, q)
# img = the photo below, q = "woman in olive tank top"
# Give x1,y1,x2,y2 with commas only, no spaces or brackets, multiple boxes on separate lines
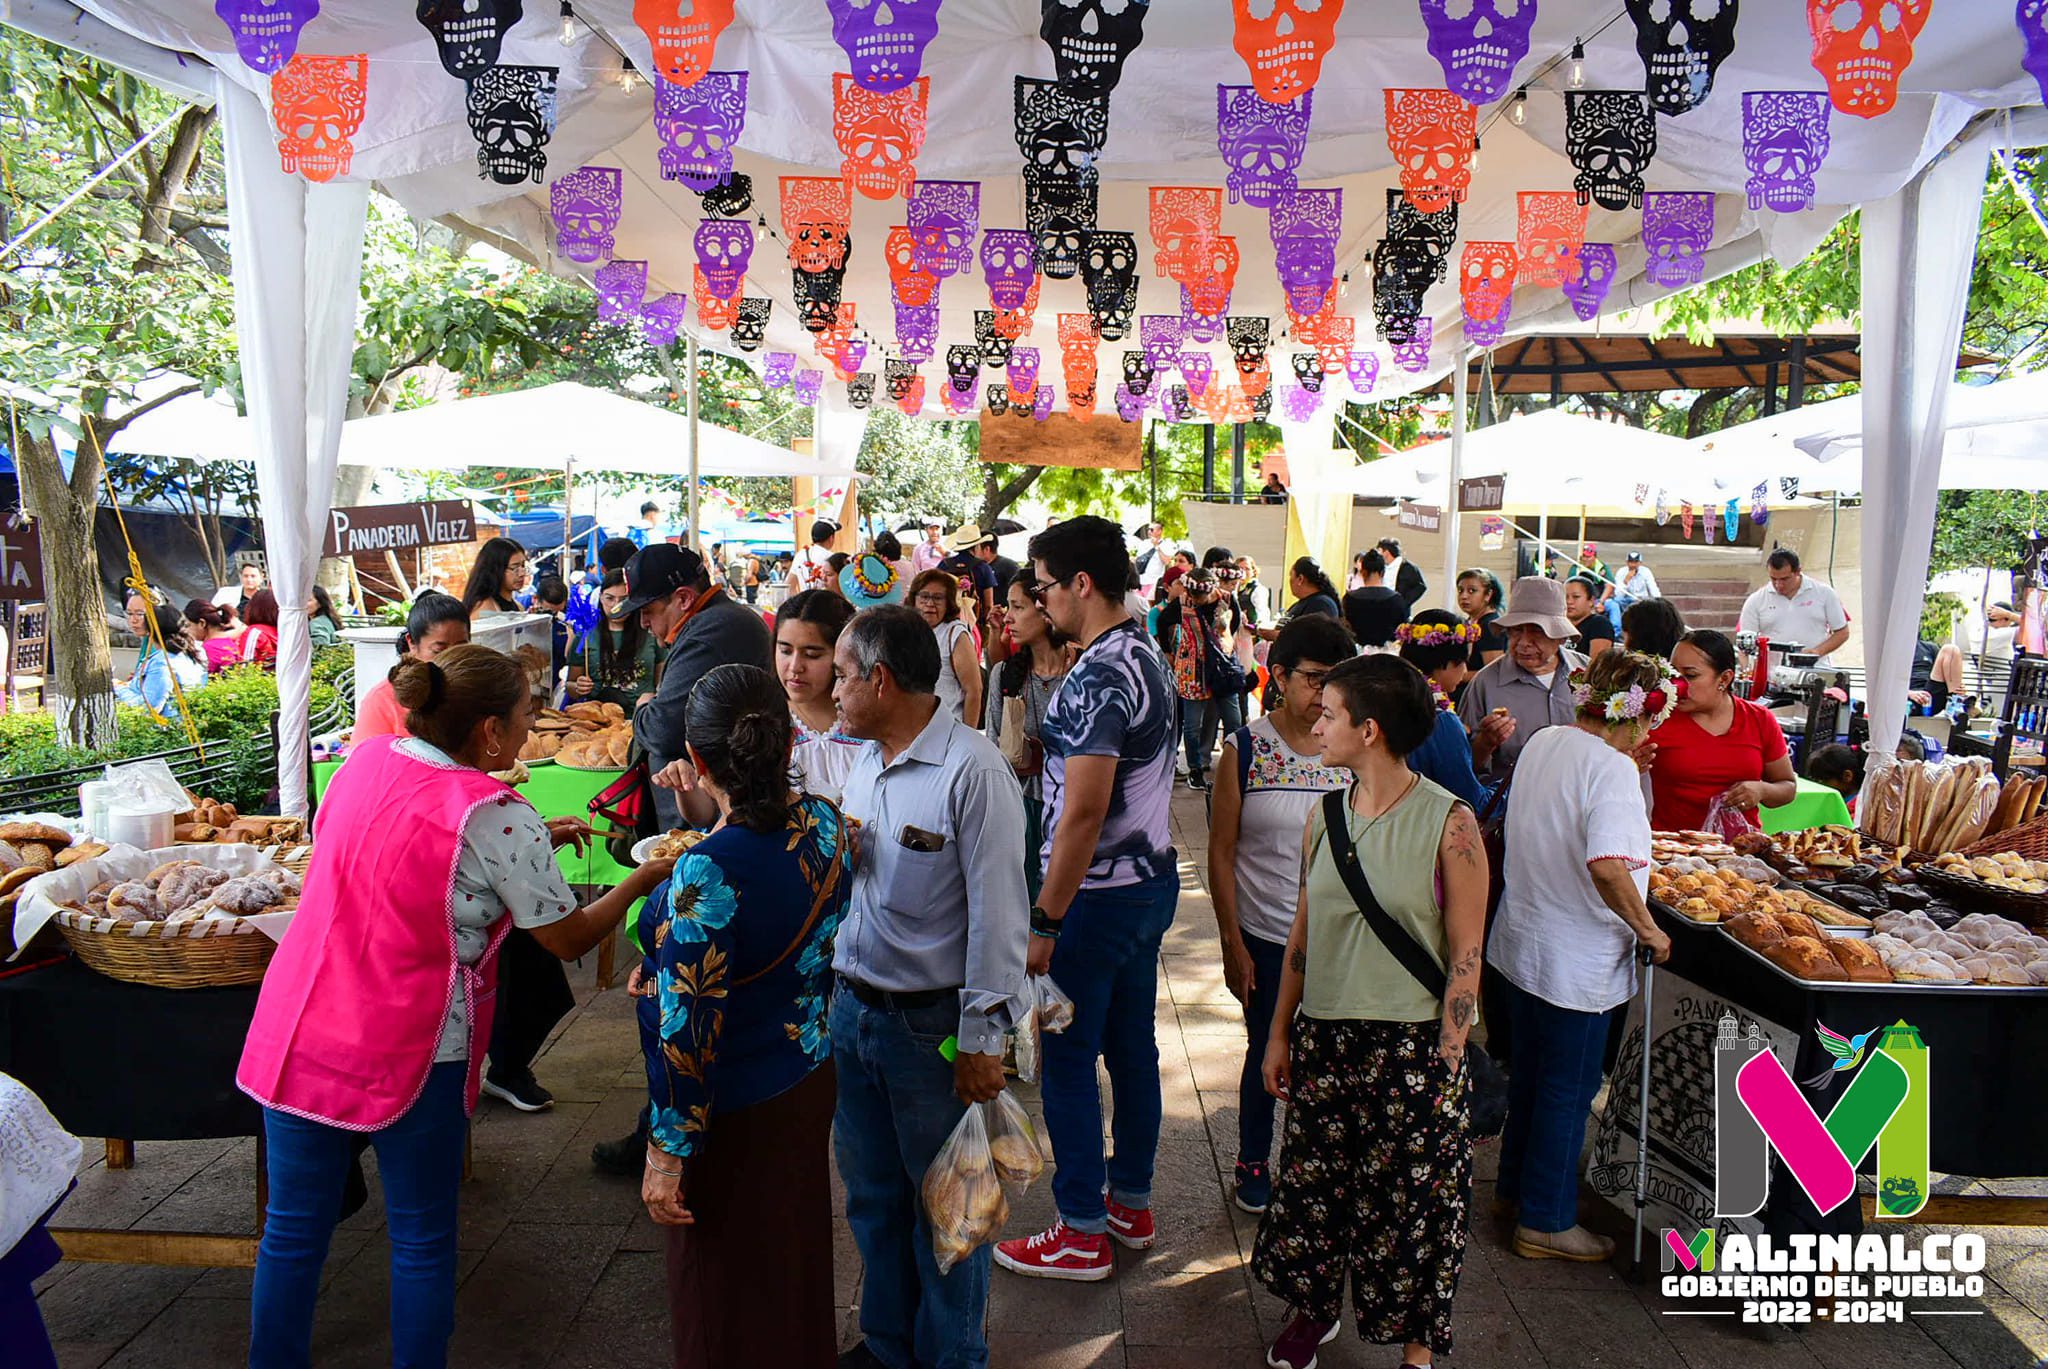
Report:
1250,655,1488,1369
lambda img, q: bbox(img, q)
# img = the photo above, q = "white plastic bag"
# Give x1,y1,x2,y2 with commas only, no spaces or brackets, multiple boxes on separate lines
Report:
985,1090,1049,1189
1012,998,1042,1084
921,1103,1007,1274
1033,975,1076,1034
102,758,191,814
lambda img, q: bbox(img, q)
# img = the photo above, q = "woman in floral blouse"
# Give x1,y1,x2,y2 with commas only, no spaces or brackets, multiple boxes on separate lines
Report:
637,664,855,1369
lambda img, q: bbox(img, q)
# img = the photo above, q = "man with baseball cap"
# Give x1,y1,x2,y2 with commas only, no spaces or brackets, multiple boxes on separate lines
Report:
1455,576,1587,778
590,542,772,1176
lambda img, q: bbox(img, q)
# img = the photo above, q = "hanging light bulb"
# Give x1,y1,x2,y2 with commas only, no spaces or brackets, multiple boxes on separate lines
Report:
558,1,577,45
1511,88,1528,126
1468,134,1482,173
1337,271,1351,298
1568,41,1586,90
616,58,644,94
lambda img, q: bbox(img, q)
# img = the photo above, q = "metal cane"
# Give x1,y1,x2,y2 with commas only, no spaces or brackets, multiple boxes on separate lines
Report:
1630,943,1656,1275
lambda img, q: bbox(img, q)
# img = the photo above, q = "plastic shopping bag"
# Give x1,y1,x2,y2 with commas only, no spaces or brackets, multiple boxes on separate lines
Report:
1700,793,1754,843
1012,998,1042,1084
985,1089,1049,1189
921,1102,1009,1274
1033,975,1076,1034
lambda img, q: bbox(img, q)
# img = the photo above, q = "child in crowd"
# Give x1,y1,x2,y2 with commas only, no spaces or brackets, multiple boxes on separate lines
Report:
1806,742,1864,816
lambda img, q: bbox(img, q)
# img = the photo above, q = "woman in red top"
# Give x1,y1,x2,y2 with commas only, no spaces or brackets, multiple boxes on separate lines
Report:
238,589,281,667
1650,629,1798,831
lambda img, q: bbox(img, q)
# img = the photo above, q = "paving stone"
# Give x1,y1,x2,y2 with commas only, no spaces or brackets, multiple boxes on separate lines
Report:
988,1263,1125,1335
545,1249,670,1368
989,1330,1131,1367
1662,1315,1828,1369
100,1292,251,1366
36,1262,206,1347
446,1221,624,1367
1794,1316,1963,1369
1510,1286,1679,1364
1905,1290,2048,1367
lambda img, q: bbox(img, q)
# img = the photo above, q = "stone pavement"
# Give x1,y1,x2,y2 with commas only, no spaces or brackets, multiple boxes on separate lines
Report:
33,788,2048,1367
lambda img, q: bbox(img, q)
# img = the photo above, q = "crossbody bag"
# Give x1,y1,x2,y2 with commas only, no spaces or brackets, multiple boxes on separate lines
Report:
1318,786,1509,1138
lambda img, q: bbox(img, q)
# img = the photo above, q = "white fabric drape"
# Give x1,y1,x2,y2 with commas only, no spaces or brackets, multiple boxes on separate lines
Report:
220,75,369,818
1856,136,1991,756
1272,407,1345,597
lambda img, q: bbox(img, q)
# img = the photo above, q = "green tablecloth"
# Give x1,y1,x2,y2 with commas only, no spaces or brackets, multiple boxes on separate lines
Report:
312,756,635,887
1761,776,1854,835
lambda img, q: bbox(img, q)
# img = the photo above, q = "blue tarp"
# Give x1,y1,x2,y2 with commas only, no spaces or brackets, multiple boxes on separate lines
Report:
497,510,601,557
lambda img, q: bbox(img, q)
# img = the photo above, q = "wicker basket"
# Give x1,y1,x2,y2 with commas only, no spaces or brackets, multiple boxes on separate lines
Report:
1912,865,2048,929
55,911,276,988
48,843,311,989
1959,815,2048,862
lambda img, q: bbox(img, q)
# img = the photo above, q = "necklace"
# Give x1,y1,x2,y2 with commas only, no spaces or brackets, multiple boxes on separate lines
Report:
1349,770,1420,835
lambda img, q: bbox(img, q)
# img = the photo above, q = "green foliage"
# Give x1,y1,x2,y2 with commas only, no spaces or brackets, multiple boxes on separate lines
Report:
852,409,984,527
1929,490,2045,575
1921,591,1964,643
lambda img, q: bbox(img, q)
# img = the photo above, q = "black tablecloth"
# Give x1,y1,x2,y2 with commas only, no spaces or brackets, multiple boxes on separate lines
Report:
0,959,260,1140
1655,907,2048,1179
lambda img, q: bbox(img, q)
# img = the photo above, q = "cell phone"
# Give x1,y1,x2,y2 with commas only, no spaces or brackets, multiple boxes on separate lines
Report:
899,824,947,853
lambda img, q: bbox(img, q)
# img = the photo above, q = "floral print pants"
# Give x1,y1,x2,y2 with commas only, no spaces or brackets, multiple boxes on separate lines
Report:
1250,1017,1473,1354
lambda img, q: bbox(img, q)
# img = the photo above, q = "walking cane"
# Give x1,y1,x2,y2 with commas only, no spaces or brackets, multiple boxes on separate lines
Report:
1630,942,1656,1276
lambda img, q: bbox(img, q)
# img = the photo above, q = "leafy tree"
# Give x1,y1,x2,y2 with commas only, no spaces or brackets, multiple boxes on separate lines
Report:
1929,490,2044,576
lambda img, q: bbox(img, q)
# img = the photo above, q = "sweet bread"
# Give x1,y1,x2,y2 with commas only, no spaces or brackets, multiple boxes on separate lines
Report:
55,842,108,868
105,881,164,921
1826,937,1892,983
156,863,230,914
0,822,72,847
1724,910,1785,950
1775,911,1823,941
1764,935,1847,982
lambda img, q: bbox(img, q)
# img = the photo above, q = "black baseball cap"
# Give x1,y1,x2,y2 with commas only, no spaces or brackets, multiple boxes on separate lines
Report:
615,543,705,617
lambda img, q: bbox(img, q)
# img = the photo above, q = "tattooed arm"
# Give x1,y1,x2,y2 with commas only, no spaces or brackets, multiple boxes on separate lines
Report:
1435,802,1487,1072
1261,818,1316,1102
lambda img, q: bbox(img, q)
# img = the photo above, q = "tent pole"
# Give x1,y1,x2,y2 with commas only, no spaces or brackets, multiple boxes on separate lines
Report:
687,335,702,553
561,454,574,576
1445,347,1468,611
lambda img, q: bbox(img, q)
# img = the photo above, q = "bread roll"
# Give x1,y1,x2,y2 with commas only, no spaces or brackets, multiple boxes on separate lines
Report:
1826,936,1891,983
1765,935,1848,982
1725,910,1786,950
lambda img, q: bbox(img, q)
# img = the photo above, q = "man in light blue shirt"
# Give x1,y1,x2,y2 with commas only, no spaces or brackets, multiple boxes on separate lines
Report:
831,605,1029,1369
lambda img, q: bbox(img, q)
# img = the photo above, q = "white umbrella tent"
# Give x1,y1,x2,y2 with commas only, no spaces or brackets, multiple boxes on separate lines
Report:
10,0,2048,807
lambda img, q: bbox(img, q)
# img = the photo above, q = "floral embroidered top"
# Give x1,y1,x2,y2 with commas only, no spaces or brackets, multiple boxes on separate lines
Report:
639,794,855,1158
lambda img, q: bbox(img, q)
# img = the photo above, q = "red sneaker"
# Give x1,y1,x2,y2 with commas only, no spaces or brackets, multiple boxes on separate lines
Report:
993,1220,1114,1281
1105,1198,1155,1250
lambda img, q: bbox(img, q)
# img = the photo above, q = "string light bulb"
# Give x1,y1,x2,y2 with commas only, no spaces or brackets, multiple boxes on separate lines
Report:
1568,40,1586,90
558,0,577,45
1511,87,1528,126
616,58,644,94
1468,134,1481,173
1338,271,1351,298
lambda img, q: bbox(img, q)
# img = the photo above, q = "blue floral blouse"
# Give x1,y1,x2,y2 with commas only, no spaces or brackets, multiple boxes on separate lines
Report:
639,794,854,1158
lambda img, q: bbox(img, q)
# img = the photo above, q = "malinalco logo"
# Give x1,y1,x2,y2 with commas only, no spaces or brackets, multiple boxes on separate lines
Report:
1712,1016,1929,1220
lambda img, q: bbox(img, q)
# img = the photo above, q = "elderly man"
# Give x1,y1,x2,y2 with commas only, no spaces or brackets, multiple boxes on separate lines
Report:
1456,576,1587,778
997,515,1180,1282
830,606,1029,1369
1738,548,1851,664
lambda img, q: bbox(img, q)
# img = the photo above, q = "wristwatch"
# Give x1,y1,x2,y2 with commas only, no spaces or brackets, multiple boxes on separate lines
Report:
1029,904,1062,939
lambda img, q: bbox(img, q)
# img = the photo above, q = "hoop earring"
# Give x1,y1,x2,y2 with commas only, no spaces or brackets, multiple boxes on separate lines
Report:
486,742,502,758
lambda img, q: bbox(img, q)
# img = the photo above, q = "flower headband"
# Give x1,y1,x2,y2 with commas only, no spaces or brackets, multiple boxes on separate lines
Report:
1395,620,1480,648
1570,663,1681,729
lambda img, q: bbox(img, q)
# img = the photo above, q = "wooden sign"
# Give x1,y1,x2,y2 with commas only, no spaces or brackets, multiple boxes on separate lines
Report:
0,523,43,601
323,500,476,559
1458,475,1505,512
977,411,1144,471
1397,501,1441,533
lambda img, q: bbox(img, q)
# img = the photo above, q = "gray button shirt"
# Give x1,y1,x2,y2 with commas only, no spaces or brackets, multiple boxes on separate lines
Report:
835,705,1030,1057
1456,648,1588,776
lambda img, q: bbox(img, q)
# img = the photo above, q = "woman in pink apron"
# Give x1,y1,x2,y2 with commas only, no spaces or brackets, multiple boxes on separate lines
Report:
239,645,673,1368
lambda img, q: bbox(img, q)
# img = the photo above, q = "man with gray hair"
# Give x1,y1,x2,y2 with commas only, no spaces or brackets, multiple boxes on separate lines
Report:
830,605,1030,1369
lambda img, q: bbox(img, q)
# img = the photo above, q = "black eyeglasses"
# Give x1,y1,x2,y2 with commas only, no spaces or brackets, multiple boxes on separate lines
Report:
1028,572,1078,603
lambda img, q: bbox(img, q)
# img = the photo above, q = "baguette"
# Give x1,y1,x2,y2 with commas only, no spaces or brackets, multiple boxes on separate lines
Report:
2026,777,2048,826
1864,765,1905,845
1897,763,1928,851
1922,766,1961,851
1989,776,2028,836
1943,776,2002,853
1928,770,1976,852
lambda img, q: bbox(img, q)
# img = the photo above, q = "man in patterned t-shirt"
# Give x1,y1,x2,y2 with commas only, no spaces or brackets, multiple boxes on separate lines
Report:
995,515,1181,1283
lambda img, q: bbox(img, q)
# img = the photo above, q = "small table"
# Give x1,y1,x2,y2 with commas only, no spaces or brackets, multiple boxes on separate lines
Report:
1760,775,1853,834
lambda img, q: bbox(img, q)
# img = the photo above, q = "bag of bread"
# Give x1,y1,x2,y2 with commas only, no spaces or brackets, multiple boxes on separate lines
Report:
985,1089,1049,1189
1012,996,1042,1084
921,1104,1007,1274
1033,975,1077,1034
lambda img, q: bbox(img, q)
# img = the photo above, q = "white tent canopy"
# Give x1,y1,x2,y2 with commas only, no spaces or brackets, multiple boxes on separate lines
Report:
110,381,854,478
1692,372,2048,494
1341,408,1760,509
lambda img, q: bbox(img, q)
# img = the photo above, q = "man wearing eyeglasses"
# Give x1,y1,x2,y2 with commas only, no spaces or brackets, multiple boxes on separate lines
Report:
996,516,1180,1283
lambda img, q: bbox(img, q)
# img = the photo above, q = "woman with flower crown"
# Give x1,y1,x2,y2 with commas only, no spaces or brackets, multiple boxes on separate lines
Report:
1487,649,1674,1265
1396,611,1491,808
1648,628,1797,832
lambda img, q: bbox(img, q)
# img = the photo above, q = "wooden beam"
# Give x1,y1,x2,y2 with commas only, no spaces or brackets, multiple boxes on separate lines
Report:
52,1229,258,1268
1861,1194,2048,1227
104,1138,133,1170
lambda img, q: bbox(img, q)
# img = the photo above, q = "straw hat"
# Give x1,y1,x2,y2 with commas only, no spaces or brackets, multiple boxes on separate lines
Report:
946,522,986,553
1496,576,1574,640
839,552,906,608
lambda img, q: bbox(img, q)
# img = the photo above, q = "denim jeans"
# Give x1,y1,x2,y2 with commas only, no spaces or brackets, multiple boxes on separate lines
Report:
831,988,989,1369
251,1060,468,1369
1236,932,1288,1168
1178,692,1245,778
1042,869,1180,1232
1494,976,1621,1234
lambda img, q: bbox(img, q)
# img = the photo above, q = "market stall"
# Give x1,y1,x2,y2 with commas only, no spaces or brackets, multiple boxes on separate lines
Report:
1596,764,2048,1245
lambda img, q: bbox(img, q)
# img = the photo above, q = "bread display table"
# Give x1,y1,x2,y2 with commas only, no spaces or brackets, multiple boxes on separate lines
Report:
0,957,265,1267
1589,903,2048,1244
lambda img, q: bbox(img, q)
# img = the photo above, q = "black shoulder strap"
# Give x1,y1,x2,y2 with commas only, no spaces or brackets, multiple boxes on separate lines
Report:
1319,787,1448,1001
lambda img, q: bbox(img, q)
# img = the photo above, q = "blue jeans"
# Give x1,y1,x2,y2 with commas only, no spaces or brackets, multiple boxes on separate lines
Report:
1179,691,1245,778
1042,869,1180,1232
1494,977,1621,1234
251,1061,468,1369
1236,933,1288,1168
831,988,989,1369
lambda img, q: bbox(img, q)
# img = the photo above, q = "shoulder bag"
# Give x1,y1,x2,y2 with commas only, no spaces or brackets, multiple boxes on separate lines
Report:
1318,787,1509,1138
